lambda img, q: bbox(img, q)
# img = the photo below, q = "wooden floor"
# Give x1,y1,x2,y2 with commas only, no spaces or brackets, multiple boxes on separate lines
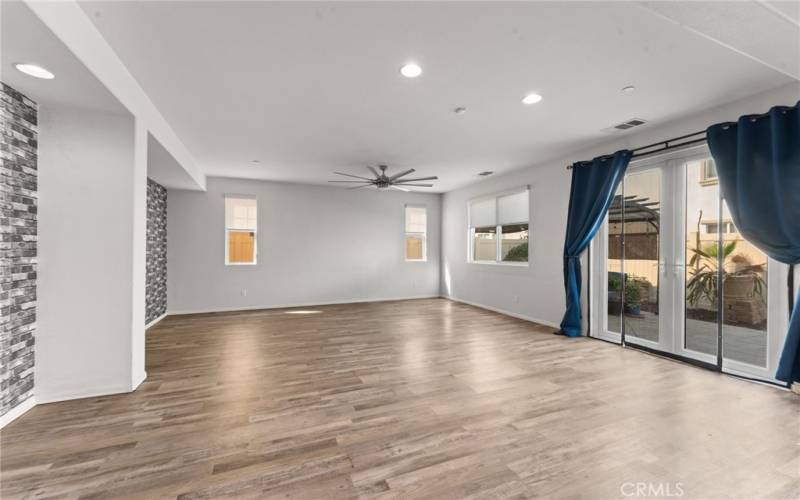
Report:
2,298,798,499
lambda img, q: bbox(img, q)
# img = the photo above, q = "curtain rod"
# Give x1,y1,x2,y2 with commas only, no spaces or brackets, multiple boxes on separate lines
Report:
566,130,707,169
565,103,798,169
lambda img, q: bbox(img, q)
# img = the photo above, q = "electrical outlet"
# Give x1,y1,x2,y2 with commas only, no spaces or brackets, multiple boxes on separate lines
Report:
241,289,247,297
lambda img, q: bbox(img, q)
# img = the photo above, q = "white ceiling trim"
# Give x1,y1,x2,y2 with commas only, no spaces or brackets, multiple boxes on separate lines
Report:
23,0,206,191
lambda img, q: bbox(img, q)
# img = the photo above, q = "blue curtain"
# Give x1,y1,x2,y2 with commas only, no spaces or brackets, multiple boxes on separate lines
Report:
707,100,800,383
559,150,632,337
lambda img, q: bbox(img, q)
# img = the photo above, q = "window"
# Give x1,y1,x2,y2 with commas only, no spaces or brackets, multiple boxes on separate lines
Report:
225,197,257,265
405,205,427,261
468,187,529,264
699,159,718,184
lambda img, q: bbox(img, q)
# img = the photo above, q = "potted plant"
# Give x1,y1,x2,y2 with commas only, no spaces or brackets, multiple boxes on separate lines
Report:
624,278,642,315
687,241,765,309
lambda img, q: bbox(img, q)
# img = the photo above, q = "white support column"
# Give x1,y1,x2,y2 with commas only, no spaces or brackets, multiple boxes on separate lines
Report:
130,118,148,389
37,104,144,402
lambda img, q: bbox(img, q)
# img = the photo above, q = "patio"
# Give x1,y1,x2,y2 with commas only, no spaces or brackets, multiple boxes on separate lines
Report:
608,311,767,367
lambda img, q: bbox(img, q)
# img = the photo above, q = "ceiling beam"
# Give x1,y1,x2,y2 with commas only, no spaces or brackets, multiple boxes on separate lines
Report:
23,0,206,191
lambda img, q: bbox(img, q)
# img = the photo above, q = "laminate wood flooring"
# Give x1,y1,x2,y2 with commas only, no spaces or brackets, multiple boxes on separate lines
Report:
2,298,798,499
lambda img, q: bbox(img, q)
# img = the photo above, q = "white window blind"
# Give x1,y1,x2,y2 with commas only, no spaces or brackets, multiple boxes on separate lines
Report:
498,190,529,224
405,206,427,233
469,198,496,228
225,198,257,230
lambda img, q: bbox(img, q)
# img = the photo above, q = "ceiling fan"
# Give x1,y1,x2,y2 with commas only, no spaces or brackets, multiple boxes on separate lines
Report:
329,165,438,191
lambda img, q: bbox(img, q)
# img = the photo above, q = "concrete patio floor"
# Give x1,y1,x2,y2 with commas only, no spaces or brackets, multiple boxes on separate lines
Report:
608,312,766,367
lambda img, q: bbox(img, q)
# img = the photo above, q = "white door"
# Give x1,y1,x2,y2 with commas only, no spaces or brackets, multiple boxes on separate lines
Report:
590,146,789,383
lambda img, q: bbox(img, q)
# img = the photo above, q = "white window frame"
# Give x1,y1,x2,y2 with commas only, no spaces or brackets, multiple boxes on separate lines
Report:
404,204,427,262
224,196,258,266
588,145,789,384
467,186,529,266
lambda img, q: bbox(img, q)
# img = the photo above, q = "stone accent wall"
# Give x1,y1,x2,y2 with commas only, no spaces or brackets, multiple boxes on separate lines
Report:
1,83,37,417
146,178,167,324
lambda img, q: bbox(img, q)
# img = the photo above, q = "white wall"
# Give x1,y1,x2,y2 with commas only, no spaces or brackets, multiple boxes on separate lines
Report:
442,82,800,329
37,103,146,402
167,177,441,313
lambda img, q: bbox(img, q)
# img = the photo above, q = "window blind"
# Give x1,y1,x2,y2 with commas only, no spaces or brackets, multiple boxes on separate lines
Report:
469,198,496,228
405,206,427,233
498,190,529,224
225,197,257,230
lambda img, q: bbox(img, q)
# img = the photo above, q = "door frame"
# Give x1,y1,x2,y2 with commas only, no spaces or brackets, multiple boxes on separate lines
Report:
588,144,789,384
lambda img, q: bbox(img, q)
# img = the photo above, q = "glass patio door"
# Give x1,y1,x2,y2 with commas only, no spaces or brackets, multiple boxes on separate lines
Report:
590,147,790,383
592,161,675,352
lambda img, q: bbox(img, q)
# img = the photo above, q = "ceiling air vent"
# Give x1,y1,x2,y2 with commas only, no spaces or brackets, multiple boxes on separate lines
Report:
602,118,648,134
615,118,647,130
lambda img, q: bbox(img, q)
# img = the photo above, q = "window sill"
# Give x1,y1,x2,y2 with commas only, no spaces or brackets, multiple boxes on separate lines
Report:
469,260,529,267
225,262,257,266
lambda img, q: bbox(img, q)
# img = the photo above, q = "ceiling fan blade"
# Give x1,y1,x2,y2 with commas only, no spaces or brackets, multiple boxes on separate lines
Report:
388,168,416,181
328,180,374,183
367,166,381,178
333,171,372,181
348,183,374,190
394,183,433,187
394,176,438,183
390,186,409,192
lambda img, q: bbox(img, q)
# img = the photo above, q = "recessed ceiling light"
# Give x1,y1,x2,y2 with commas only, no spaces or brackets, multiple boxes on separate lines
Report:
522,93,542,105
251,160,260,164
622,85,636,93
400,63,422,78
15,63,55,80
454,107,467,114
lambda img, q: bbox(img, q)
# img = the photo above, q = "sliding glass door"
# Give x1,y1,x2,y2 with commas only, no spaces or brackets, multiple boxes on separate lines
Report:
590,147,790,382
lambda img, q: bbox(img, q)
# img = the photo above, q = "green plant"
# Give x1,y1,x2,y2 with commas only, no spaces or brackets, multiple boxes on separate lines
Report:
687,241,765,307
608,275,622,292
625,279,642,307
504,242,528,262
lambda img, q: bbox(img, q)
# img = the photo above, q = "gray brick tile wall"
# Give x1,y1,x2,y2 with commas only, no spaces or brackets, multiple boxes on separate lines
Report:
1,83,37,418
146,178,167,324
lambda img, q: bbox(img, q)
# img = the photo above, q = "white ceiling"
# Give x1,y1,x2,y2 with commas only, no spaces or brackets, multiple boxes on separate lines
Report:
17,2,800,192
1,2,125,115
2,2,202,190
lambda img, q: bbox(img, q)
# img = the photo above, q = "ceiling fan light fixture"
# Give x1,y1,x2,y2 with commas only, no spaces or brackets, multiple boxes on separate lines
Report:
329,165,437,190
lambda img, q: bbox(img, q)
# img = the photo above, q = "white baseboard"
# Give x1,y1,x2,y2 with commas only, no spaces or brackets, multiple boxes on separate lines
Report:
166,294,441,316
0,397,36,429
442,295,560,330
145,312,168,330
131,371,147,391
36,381,140,405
